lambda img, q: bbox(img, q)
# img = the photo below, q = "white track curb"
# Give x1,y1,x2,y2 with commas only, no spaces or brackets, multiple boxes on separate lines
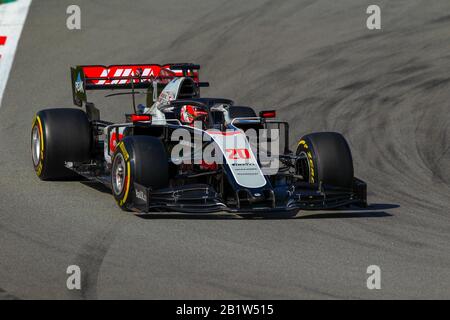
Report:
0,0,32,107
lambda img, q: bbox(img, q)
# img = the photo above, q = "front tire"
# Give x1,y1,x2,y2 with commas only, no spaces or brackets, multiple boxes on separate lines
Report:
296,132,354,189
111,136,169,211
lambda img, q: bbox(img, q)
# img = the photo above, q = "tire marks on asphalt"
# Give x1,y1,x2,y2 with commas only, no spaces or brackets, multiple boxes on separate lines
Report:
70,220,124,299
0,286,19,300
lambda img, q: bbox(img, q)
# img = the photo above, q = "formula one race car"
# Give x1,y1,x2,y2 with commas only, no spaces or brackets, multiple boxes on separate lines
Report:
31,63,367,216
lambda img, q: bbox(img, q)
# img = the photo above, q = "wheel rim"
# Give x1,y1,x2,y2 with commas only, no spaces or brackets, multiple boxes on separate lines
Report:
31,125,41,166
298,151,311,182
112,153,126,195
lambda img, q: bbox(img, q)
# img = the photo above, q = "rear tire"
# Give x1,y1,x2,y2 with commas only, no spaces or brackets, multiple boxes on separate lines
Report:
228,106,260,130
31,108,92,180
111,136,169,211
296,132,354,189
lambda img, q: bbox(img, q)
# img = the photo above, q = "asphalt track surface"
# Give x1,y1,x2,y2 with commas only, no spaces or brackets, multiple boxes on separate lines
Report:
0,0,449,299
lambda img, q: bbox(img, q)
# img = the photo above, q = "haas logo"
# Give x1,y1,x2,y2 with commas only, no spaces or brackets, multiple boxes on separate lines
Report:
96,68,155,85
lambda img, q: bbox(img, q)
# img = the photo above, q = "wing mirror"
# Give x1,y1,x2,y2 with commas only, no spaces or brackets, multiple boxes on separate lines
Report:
259,110,276,118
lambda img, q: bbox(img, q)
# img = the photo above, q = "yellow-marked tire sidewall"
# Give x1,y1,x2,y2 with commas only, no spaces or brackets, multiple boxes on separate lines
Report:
297,139,316,184
112,141,133,210
32,115,45,178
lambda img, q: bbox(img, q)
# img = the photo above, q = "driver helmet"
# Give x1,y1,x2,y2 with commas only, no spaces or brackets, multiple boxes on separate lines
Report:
180,105,208,126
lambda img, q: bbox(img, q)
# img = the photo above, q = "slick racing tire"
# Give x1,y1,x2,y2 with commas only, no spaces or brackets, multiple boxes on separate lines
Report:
111,136,169,211
296,132,354,189
31,108,92,180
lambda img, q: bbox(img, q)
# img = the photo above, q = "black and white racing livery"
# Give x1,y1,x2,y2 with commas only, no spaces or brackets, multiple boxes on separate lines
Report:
31,63,367,216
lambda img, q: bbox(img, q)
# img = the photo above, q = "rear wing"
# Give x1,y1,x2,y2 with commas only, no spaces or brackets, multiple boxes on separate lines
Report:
70,63,205,107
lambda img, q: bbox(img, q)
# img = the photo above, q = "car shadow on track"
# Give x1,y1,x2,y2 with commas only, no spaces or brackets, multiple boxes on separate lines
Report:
137,204,398,220
81,181,112,194
254,203,398,220
296,210,393,220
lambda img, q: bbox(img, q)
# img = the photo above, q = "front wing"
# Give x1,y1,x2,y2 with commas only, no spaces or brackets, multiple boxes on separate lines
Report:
129,178,368,214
